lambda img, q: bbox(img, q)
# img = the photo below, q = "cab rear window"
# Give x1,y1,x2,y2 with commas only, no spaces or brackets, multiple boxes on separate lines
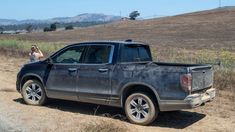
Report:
120,45,152,62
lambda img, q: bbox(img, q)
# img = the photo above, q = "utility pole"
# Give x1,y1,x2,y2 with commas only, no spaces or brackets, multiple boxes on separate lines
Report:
103,18,106,28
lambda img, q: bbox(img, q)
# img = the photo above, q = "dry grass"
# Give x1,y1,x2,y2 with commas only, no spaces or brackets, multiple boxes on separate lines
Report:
82,120,128,132
214,71,235,90
0,39,65,57
151,46,235,69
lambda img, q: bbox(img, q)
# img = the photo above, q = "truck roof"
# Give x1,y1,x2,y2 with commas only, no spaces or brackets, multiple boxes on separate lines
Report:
77,40,147,46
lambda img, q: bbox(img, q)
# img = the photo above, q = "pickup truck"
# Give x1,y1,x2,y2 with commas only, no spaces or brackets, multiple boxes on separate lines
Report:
16,40,216,125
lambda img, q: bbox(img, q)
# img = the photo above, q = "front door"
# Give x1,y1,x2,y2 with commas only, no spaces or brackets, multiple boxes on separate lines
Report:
46,45,85,101
77,44,114,104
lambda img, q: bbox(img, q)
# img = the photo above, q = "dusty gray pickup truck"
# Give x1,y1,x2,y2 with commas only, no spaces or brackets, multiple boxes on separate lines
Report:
16,40,215,125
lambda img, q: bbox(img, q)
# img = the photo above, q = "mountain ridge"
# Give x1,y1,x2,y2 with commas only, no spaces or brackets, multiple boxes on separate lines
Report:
0,13,121,25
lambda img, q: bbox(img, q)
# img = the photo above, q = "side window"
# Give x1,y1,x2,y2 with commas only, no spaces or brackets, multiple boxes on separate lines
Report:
52,46,84,64
120,46,138,62
139,46,151,61
84,45,112,64
120,45,151,62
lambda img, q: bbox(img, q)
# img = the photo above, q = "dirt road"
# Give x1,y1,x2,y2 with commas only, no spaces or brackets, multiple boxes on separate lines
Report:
0,121,6,132
0,55,234,132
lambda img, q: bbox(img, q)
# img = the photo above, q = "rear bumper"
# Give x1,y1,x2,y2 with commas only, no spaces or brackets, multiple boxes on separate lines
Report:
185,88,215,108
159,88,216,111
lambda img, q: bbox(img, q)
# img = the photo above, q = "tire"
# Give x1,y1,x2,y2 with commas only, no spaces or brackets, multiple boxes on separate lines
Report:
21,79,47,105
125,92,158,125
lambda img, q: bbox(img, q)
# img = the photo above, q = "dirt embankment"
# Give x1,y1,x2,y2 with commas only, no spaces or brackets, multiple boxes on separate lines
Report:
0,55,234,132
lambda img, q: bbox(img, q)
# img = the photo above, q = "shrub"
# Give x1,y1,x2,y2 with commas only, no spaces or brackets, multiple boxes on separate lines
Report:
43,27,51,32
50,23,57,31
65,25,74,30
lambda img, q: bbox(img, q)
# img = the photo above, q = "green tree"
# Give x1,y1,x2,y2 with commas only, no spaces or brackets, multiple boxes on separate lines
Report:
25,25,33,33
0,27,3,34
65,25,74,30
50,23,57,31
129,11,140,20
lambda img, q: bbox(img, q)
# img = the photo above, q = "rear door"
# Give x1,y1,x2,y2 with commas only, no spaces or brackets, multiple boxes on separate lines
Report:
77,44,114,104
46,45,85,100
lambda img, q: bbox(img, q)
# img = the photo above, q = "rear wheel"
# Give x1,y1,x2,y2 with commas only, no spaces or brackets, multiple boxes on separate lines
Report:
21,79,47,105
125,92,158,125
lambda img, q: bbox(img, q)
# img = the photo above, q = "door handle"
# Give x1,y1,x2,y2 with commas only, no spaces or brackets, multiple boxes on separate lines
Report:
68,68,77,72
98,68,109,73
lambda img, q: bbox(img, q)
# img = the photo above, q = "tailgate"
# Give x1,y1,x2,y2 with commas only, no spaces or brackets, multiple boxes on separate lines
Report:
189,65,213,92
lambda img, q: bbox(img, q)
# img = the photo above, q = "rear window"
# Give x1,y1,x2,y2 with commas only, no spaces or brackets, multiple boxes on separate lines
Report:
120,45,152,62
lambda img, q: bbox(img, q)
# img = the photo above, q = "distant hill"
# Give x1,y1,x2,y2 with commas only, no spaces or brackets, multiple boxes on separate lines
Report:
0,19,18,25
0,13,121,25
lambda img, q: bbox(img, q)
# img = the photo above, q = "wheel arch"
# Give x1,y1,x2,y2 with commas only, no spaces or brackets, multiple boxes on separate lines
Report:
121,82,160,109
20,73,44,92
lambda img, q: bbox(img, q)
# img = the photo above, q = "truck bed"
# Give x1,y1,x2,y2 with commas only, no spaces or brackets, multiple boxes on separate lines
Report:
154,62,213,92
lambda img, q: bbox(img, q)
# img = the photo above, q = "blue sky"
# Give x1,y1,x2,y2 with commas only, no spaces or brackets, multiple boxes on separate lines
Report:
0,0,235,20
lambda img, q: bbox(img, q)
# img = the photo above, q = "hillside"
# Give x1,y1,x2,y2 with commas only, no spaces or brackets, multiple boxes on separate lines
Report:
2,7,235,52
0,13,121,25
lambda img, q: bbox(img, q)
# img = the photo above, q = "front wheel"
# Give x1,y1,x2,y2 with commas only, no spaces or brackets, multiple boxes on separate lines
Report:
125,92,158,125
21,79,47,105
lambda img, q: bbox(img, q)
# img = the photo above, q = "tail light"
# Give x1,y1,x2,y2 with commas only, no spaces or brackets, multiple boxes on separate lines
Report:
180,74,192,93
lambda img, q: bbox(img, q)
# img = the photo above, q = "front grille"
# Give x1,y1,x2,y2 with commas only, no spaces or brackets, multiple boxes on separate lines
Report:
192,68,213,91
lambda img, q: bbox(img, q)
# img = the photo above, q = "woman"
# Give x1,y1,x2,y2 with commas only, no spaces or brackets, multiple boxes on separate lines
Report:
29,45,44,62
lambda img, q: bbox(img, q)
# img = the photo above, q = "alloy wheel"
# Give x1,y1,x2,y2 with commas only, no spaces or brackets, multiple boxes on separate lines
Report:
25,83,42,102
